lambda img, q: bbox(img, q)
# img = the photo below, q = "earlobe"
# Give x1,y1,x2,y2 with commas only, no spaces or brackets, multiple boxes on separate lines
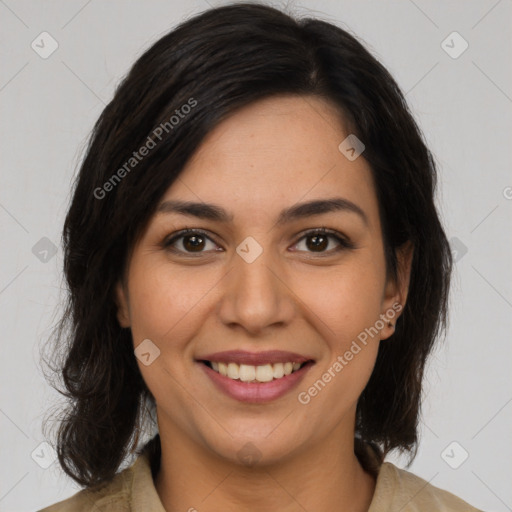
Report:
114,280,131,328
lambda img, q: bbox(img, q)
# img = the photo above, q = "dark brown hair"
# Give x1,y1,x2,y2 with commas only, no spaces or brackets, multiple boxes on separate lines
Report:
42,2,453,488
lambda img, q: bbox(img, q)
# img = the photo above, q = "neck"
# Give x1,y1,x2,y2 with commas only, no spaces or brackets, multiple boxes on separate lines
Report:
154,423,377,512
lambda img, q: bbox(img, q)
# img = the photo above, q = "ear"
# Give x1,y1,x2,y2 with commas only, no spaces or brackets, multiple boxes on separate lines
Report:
114,280,131,328
380,240,414,340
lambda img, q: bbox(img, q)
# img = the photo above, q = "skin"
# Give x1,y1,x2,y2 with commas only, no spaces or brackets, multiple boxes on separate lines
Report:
115,95,413,512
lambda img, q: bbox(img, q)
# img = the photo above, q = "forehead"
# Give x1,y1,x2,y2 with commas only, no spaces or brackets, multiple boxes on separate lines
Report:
159,95,379,229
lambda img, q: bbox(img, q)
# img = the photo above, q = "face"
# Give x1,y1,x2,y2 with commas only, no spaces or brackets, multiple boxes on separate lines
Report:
116,95,412,466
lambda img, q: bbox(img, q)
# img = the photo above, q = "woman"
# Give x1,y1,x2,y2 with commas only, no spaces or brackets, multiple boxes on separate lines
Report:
40,3,484,511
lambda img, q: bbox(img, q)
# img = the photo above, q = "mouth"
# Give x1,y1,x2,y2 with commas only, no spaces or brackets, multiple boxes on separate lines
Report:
196,350,315,403
199,360,309,383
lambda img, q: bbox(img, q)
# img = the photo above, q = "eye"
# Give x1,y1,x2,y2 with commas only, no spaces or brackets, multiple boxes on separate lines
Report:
163,227,355,257
292,228,355,255
163,229,221,255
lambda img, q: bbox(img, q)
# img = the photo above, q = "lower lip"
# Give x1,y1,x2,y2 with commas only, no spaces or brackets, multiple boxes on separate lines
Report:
198,361,314,403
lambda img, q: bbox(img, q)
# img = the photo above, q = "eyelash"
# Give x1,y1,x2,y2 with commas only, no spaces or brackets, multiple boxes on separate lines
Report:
162,227,355,257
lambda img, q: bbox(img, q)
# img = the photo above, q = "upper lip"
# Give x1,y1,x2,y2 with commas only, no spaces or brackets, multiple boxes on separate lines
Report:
197,350,314,366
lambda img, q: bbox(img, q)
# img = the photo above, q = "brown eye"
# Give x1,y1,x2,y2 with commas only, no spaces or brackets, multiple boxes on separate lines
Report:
182,233,206,252
164,229,220,255
293,228,354,254
305,233,329,252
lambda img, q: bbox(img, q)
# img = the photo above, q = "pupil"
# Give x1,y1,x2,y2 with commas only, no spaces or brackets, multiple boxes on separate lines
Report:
184,235,204,251
307,234,327,251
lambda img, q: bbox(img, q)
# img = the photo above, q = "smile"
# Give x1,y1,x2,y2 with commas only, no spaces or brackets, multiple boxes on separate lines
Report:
196,350,315,403
204,360,305,383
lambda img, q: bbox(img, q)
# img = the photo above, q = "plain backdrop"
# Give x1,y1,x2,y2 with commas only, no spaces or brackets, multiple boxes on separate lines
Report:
0,0,511,510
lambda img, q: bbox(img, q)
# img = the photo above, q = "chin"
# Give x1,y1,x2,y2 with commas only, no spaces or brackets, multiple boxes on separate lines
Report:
202,429,303,468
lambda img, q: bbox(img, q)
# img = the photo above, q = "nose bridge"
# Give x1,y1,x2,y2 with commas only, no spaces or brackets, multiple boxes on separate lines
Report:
217,236,294,333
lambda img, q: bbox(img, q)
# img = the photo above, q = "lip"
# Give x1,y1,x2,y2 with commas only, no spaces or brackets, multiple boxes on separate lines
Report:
197,350,313,366
197,359,315,403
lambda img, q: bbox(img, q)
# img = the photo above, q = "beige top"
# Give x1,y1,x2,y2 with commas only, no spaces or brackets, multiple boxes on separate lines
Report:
39,444,484,512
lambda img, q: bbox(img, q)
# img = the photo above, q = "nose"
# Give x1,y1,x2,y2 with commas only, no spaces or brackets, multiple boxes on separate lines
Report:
217,243,296,335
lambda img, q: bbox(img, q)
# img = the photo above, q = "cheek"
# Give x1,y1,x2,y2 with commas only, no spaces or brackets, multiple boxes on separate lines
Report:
291,255,384,403
297,278,381,414
293,257,385,340
127,260,212,403
127,259,215,342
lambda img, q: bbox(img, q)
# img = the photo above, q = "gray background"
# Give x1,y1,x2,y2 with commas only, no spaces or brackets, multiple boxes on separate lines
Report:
0,0,511,510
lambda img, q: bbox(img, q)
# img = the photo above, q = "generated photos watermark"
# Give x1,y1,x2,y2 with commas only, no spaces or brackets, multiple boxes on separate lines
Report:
94,97,197,200
297,302,402,405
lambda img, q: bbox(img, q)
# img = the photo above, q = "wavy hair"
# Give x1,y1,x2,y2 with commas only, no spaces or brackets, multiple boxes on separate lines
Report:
42,2,453,488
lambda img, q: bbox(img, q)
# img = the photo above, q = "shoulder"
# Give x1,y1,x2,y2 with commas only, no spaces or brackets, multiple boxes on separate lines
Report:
37,457,139,512
370,461,485,512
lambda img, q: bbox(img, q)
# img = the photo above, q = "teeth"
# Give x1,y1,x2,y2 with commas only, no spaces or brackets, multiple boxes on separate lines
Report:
227,362,239,379
273,363,284,379
255,364,273,382
240,364,256,382
218,362,228,376
208,361,305,382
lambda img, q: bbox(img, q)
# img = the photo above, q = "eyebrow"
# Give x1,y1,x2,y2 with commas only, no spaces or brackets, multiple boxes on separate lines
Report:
156,197,369,227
